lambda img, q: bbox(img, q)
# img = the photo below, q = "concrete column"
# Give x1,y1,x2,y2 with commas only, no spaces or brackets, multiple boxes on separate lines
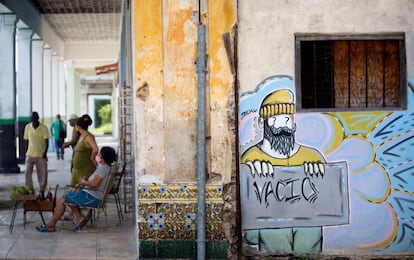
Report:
65,61,81,117
16,27,33,163
43,47,53,151
0,14,19,173
51,54,59,117
43,47,52,123
32,38,44,115
63,62,80,141
58,60,66,119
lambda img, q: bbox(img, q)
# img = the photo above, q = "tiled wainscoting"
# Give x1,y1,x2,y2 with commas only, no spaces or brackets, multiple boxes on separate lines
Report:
138,184,228,258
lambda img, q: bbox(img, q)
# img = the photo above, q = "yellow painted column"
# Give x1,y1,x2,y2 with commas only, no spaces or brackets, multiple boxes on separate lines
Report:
134,0,237,184
207,1,237,183
163,0,198,181
134,0,165,181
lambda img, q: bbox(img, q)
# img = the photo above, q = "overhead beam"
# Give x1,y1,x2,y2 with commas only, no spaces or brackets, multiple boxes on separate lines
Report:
65,43,119,68
0,0,64,56
65,43,119,60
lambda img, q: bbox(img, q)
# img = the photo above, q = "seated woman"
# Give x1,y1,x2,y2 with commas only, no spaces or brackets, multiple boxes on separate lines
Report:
36,146,117,232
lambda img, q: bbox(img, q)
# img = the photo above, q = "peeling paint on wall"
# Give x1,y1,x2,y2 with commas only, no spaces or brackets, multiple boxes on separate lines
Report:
208,0,237,184
134,0,165,181
133,0,238,258
134,0,237,183
136,81,149,101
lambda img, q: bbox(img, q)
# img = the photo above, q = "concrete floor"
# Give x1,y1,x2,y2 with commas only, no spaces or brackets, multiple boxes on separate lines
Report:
0,137,138,259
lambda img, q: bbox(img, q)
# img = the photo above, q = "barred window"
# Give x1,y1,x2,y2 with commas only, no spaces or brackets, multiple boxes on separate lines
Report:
295,33,406,111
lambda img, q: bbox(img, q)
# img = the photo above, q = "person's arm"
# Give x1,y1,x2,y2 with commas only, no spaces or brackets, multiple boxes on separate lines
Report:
79,174,103,188
62,129,79,148
43,139,49,160
23,125,29,153
72,131,79,144
85,135,99,166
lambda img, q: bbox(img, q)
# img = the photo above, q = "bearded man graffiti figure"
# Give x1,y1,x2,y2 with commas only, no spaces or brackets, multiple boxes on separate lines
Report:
241,89,326,254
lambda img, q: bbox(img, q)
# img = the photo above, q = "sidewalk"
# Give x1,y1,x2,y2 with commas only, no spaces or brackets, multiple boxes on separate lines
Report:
0,137,138,259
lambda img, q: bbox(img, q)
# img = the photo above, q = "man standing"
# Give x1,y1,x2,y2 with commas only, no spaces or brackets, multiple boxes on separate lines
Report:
50,114,65,160
62,114,79,150
24,112,50,199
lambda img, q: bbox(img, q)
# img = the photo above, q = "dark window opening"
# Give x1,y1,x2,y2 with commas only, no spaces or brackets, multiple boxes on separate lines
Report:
296,34,406,111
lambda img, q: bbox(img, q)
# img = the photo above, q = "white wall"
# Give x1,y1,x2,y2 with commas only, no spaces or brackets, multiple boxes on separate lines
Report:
238,0,414,93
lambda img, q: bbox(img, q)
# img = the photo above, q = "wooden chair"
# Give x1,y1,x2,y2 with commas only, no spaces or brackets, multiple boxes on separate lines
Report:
64,163,118,227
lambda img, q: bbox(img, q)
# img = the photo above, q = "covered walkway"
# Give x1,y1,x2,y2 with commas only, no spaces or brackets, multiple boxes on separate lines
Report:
0,136,138,259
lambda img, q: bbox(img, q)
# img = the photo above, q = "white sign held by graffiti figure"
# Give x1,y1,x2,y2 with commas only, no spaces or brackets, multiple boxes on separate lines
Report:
240,161,349,229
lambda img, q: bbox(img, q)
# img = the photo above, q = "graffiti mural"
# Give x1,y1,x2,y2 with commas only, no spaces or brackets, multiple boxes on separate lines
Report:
239,75,414,255
239,76,349,254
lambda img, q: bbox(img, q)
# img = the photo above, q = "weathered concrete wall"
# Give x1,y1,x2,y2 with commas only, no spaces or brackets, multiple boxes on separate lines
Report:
133,0,236,184
134,0,167,183
134,0,414,258
238,0,414,257
133,0,238,258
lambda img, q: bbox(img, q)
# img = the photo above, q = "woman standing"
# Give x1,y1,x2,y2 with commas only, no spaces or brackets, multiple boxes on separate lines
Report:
70,114,99,186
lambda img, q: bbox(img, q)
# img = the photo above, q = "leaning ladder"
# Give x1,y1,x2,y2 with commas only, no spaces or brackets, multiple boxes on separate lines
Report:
120,83,134,213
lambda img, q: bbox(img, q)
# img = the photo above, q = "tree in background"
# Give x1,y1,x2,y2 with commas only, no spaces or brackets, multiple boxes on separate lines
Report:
93,103,112,134
98,104,112,125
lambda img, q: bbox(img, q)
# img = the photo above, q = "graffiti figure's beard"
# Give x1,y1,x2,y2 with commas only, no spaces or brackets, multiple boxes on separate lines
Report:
262,124,296,156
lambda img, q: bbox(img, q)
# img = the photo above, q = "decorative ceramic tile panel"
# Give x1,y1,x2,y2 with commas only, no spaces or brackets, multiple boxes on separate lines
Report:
138,184,224,240
139,184,223,203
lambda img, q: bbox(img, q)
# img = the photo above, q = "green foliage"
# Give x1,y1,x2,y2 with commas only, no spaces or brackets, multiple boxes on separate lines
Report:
90,123,112,134
98,104,112,125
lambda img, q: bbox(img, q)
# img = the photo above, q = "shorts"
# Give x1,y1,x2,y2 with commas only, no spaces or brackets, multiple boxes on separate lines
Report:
64,190,100,208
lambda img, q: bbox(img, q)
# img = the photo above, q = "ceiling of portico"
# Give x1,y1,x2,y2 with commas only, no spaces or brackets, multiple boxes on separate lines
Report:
27,0,123,75
0,0,124,79
30,0,122,44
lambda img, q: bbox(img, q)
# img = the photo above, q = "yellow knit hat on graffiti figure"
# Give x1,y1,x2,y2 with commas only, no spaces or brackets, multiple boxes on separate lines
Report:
259,89,295,118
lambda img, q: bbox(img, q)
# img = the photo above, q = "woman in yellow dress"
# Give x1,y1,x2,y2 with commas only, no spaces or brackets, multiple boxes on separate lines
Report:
70,114,99,186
